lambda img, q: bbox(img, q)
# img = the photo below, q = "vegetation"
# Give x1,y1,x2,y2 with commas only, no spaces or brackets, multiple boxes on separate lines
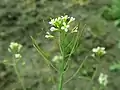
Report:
0,0,120,90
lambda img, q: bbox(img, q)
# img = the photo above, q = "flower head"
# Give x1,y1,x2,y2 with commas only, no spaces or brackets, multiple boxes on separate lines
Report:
46,15,77,38
92,46,106,57
98,73,108,86
8,42,22,53
50,27,57,31
49,15,75,32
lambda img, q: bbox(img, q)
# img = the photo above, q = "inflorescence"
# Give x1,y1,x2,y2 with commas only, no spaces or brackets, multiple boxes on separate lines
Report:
45,15,76,38
98,73,108,86
92,46,106,57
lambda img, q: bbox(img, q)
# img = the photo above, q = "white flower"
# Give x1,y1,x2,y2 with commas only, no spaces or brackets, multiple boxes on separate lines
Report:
92,46,106,57
49,19,55,25
69,17,75,23
45,35,54,38
57,17,61,21
98,73,108,86
15,54,22,59
8,42,22,53
46,32,50,34
91,54,95,57
62,15,68,20
71,17,75,21
48,15,75,33
50,27,56,31
61,22,70,32
61,26,69,32
45,32,54,38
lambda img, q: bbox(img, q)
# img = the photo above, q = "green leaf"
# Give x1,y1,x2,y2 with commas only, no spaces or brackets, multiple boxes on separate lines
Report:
109,62,120,71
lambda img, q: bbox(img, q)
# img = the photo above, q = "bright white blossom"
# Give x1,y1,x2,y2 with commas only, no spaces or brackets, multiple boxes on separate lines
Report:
98,73,108,86
49,19,55,25
49,15,75,32
50,27,57,31
92,46,106,57
69,17,75,24
46,15,77,38
15,54,22,59
8,42,22,53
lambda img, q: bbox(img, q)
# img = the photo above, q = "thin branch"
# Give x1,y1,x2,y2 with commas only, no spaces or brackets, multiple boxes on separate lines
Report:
64,24,87,70
31,36,58,72
64,56,88,85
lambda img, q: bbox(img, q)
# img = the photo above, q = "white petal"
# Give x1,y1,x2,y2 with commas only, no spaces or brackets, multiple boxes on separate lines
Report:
50,27,56,31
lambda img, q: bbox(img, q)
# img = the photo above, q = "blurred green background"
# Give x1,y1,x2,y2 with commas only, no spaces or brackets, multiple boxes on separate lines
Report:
1,0,120,90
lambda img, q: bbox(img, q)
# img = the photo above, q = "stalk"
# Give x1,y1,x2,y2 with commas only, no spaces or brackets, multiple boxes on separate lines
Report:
13,58,26,90
58,32,65,90
58,55,65,90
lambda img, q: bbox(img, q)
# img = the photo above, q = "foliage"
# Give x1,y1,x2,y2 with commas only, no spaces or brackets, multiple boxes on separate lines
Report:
0,0,120,90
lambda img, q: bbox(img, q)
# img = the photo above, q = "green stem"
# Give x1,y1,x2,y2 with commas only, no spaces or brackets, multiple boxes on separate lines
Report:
99,86,104,90
13,59,26,90
58,32,65,90
64,24,86,70
58,56,65,90
86,57,100,90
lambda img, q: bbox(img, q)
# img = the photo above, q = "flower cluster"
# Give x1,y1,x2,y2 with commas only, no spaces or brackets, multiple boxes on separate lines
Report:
45,15,76,38
49,15,75,32
92,46,106,57
8,42,22,59
8,42,22,53
98,73,108,86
